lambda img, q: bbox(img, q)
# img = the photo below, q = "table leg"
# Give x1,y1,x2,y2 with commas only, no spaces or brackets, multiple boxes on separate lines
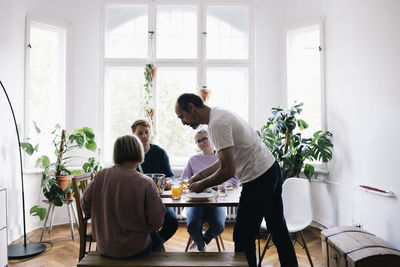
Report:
40,203,53,241
48,204,56,235
67,203,75,240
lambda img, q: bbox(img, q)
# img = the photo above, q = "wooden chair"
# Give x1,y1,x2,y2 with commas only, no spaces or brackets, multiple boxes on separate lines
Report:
72,173,95,261
184,223,225,252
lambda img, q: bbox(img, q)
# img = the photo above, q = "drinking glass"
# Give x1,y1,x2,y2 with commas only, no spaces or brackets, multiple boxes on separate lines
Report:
171,183,181,200
218,184,227,197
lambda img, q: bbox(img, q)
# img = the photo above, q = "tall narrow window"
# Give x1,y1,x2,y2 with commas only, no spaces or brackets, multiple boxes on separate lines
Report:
25,18,67,167
286,22,324,137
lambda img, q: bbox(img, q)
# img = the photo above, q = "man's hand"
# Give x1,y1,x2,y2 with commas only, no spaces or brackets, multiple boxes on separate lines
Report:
188,181,206,193
188,173,203,184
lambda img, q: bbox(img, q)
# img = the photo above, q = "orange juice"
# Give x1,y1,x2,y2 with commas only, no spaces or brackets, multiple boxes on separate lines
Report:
171,186,181,200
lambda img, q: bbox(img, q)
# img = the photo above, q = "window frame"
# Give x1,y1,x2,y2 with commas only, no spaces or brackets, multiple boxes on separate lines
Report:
283,17,326,131
100,0,254,166
283,17,327,172
24,14,71,169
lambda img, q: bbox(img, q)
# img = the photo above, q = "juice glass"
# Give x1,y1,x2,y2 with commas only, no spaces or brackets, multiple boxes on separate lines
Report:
171,183,181,200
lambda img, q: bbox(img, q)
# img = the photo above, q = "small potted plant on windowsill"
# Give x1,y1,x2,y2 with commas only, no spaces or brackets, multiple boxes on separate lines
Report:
21,123,99,220
257,102,333,181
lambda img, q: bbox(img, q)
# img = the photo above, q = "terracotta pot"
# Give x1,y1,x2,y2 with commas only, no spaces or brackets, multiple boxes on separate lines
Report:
146,108,155,120
200,89,211,102
151,67,157,78
64,191,73,199
56,175,72,191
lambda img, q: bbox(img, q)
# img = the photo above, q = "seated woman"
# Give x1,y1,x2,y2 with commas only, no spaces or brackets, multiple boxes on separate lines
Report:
81,134,166,258
131,119,178,243
181,129,239,251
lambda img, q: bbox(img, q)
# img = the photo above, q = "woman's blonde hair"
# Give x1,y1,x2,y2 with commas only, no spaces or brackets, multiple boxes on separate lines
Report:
113,135,144,165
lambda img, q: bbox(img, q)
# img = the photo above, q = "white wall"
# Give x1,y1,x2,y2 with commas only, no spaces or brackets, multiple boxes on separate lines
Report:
253,0,284,128
283,0,400,248
0,0,100,243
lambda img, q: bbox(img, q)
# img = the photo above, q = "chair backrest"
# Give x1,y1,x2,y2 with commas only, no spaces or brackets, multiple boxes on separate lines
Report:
282,178,313,231
72,173,94,261
72,173,94,224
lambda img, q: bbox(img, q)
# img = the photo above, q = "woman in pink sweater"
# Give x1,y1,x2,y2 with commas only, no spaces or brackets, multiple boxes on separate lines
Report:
81,135,166,258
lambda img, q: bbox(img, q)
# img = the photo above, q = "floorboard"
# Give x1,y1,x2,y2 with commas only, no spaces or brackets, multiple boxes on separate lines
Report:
8,223,324,267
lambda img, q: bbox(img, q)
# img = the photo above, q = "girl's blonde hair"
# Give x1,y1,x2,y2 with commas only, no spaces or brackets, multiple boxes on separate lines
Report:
113,135,144,165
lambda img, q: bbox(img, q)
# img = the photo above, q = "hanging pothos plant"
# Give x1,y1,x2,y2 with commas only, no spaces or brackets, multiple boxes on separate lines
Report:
143,63,157,124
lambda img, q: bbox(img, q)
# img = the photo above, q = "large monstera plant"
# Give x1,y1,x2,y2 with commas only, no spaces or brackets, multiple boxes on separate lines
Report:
257,103,333,181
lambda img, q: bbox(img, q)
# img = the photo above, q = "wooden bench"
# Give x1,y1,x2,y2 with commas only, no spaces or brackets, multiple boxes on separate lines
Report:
77,251,247,267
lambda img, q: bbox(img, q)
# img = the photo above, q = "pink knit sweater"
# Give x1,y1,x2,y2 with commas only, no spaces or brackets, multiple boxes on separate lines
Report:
81,165,166,258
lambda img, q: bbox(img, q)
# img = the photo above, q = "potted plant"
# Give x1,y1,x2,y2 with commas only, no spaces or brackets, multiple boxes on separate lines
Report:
143,63,157,124
198,86,211,102
21,123,99,220
257,102,333,181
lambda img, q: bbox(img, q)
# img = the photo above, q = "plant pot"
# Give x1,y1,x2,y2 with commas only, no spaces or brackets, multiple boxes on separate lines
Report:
200,88,211,102
146,108,155,120
64,191,73,199
151,67,157,78
56,175,72,191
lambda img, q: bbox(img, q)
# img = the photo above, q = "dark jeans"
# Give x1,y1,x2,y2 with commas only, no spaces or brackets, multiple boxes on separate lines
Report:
233,162,298,267
159,207,178,242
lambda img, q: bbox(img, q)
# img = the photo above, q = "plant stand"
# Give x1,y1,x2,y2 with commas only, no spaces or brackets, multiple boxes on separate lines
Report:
40,199,79,241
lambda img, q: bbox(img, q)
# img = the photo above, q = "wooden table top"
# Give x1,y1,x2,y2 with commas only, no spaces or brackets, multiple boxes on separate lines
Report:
160,187,241,207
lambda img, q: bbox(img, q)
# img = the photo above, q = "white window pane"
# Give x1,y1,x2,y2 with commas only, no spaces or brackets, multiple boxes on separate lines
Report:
155,68,198,162
105,4,148,58
27,22,66,167
287,24,321,136
156,5,197,59
103,67,145,163
206,5,249,59
206,68,249,121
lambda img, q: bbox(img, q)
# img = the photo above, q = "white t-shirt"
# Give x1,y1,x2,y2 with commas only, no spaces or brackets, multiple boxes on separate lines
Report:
208,107,275,184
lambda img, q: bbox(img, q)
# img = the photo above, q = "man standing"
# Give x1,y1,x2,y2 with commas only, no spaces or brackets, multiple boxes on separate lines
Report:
175,93,298,267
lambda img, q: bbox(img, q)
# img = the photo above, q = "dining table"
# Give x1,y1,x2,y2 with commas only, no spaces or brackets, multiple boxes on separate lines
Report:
160,187,241,208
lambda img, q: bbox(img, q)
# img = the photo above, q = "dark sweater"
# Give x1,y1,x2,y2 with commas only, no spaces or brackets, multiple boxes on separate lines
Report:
140,144,174,177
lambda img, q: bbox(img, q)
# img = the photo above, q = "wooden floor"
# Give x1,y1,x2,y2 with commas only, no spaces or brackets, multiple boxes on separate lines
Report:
9,223,324,267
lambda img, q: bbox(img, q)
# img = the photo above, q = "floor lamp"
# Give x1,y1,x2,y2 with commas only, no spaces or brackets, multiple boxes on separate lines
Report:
0,80,46,258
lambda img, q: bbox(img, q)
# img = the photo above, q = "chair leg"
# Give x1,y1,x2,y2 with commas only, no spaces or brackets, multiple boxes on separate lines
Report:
185,236,192,252
215,237,221,252
218,235,225,250
299,231,314,267
257,233,272,267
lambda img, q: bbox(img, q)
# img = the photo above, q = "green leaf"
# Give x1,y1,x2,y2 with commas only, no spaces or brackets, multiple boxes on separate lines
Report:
33,121,41,134
85,141,97,151
36,155,50,169
304,164,315,180
69,133,85,147
297,119,308,130
20,142,35,155
30,205,47,221
83,127,95,139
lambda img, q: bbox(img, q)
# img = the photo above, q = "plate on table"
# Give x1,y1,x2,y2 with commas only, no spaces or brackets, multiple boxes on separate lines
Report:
186,191,215,201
